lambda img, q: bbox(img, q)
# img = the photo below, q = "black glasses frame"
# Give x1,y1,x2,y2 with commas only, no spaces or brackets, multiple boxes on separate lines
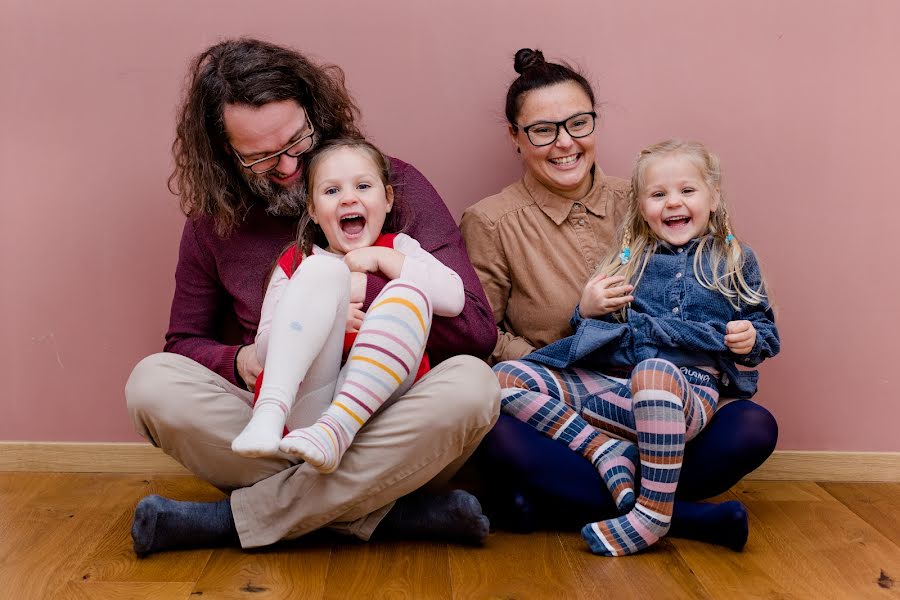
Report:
520,111,597,147
231,122,316,174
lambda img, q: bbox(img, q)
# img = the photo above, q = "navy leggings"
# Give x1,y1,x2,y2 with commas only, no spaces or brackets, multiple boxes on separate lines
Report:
471,399,778,529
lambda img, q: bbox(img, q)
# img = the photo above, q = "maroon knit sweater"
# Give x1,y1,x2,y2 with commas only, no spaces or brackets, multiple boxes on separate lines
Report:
164,157,496,387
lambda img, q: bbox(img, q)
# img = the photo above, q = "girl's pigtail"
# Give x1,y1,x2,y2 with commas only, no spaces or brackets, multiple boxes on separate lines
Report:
722,203,735,245
618,226,632,265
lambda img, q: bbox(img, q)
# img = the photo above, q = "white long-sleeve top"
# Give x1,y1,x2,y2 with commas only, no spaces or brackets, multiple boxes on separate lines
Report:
255,233,465,365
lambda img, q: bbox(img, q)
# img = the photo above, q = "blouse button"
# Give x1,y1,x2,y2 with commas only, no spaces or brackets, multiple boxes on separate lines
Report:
578,219,585,226
672,307,680,314
676,272,683,279
574,202,582,210
677,248,684,254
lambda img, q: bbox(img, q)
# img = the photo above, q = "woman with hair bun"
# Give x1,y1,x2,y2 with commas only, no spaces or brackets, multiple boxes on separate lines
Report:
461,48,778,551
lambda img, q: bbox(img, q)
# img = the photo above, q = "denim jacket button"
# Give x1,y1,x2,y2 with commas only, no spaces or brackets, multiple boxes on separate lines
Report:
672,307,679,314
676,272,683,279
677,248,684,253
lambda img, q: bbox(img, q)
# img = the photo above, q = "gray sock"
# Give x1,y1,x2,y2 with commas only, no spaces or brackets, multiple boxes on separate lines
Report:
374,489,490,545
131,494,238,557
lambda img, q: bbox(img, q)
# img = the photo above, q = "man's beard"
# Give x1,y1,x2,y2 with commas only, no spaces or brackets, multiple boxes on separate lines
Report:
243,171,306,217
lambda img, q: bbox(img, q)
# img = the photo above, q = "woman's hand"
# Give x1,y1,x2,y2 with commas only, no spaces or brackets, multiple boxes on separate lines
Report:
236,343,263,391
347,302,365,333
725,320,757,354
579,272,634,318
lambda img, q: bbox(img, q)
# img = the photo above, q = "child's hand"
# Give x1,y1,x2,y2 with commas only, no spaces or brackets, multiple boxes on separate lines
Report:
346,302,365,333
579,272,634,318
344,247,405,280
725,320,757,354
349,272,367,304
343,247,383,273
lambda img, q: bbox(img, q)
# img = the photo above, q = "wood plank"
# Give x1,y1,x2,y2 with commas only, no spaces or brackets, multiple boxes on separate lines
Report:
820,482,900,546
192,545,332,599
671,484,842,599
0,474,150,600
558,530,714,599
324,540,450,599
449,531,585,599
776,483,900,597
73,474,223,585
677,482,900,599
0,473,60,546
75,500,213,584
54,581,195,600
3,474,900,599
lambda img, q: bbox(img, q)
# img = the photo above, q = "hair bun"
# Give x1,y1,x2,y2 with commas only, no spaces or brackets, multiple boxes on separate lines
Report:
514,48,545,74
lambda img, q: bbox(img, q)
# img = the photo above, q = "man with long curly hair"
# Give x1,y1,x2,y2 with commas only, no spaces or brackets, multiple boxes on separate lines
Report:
124,38,499,555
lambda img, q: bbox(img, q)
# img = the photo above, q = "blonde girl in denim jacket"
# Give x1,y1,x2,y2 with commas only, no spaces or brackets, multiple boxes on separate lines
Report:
494,139,780,556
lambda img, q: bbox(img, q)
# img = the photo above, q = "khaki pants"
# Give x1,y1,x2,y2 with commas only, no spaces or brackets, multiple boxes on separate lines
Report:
125,352,499,548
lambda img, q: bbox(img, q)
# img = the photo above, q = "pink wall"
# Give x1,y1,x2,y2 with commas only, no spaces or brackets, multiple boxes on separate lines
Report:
2,1,898,450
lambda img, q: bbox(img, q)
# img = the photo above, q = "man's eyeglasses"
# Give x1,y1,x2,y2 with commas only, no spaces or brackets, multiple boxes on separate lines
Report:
231,121,316,174
519,111,597,147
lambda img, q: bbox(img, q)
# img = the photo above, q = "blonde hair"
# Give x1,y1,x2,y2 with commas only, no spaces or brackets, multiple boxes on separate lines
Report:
596,139,768,314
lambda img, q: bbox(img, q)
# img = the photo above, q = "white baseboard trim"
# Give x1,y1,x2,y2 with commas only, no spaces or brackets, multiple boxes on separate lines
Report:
0,443,897,482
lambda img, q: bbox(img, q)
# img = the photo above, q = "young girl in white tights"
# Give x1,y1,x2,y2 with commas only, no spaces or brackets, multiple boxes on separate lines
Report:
232,138,464,472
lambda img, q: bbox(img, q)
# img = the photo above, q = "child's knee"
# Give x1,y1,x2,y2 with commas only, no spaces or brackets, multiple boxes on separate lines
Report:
377,279,434,325
492,360,531,390
631,358,686,397
295,254,350,286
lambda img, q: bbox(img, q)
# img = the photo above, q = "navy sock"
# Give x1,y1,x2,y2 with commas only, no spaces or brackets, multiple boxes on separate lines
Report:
131,495,239,557
374,490,490,545
669,500,749,551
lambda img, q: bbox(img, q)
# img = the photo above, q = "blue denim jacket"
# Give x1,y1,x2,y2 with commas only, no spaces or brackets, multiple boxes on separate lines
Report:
525,238,780,399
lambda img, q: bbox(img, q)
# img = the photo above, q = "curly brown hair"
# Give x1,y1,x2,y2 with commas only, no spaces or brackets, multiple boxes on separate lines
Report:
168,38,362,237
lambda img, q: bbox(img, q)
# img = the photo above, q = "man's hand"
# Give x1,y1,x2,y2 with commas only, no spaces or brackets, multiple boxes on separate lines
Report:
347,302,365,333
579,272,635,318
725,320,757,355
236,343,263,391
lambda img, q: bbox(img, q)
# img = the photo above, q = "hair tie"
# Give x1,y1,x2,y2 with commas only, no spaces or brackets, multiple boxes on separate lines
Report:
725,234,735,244
619,247,631,265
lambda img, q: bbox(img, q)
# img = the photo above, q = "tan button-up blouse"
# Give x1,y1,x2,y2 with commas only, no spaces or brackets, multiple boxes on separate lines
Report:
460,167,630,365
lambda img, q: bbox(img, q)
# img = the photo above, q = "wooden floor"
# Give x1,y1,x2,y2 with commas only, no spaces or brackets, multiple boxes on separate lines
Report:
0,474,897,599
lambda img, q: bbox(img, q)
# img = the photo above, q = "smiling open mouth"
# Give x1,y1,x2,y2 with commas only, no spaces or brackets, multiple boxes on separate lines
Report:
340,214,366,236
663,216,691,228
